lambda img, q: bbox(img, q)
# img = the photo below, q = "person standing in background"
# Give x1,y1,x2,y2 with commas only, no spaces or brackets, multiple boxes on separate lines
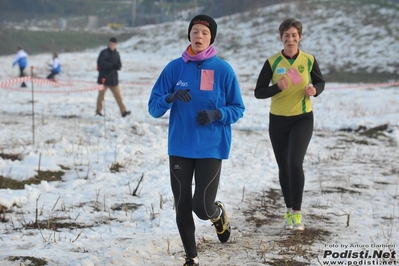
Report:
12,46,28,87
47,52,61,80
96,37,130,117
148,15,245,266
254,18,325,231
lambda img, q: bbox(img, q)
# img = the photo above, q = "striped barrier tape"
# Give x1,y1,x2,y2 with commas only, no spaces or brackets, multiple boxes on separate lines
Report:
25,79,399,90
0,84,104,94
0,76,70,88
324,81,399,90
0,76,32,87
244,81,399,91
56,78,154,87
0,76,104,93
30,78,71,87
2,76,398,93
1,76,154,87
1,76,152,89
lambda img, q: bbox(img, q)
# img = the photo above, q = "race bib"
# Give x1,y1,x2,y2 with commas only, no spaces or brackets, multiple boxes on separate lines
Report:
287,68,303,85
200,70,214,91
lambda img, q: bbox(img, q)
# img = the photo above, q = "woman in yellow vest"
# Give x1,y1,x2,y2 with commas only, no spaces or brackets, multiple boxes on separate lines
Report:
254,18,325,231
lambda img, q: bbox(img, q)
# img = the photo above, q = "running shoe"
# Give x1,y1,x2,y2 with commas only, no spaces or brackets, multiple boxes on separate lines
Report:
210,201,231,243
284,211,293,230
122,111,131,117
293,213,305,231
183,256,199,266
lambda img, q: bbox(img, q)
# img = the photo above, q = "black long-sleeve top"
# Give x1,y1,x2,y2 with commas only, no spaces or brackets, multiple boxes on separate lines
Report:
97,47,122,86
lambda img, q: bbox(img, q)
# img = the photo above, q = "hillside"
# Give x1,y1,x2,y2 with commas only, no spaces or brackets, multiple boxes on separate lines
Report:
216,1,399,83
2,0,398,83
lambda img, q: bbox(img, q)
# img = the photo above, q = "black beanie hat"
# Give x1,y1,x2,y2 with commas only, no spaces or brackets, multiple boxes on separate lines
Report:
188,15,217,45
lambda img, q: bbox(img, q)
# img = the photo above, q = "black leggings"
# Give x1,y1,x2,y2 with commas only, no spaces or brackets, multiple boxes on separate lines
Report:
47,71,58,80
169,156,222,258
269,112,313,211
19,66,25,77
19,66,26,86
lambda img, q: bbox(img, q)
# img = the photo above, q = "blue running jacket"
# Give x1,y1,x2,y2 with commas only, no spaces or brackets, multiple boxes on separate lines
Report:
148,55,245,159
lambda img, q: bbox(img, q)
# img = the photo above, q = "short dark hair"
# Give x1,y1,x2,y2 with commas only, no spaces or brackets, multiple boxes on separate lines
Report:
279,18,303,37
109,37,117,43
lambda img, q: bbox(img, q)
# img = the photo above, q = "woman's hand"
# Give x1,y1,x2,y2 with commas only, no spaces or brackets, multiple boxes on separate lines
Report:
277,76,290,90
304,85,316,96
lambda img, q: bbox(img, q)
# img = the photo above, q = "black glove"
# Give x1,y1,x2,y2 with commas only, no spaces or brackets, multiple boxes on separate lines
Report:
166,89,191,103
196,109,222,126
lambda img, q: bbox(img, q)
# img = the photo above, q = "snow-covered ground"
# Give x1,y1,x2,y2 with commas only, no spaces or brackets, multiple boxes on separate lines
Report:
0,1,398,265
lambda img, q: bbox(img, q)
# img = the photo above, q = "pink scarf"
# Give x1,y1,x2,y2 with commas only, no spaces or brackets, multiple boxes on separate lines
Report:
182,45,217,63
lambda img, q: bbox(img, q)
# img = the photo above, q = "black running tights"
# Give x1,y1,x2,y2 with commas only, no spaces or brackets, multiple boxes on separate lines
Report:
169,156,222,258
269,112,314,211
19,66,26,86
19,66,26,77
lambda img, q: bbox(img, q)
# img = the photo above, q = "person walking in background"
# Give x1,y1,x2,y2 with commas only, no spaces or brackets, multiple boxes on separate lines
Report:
12,46,28,87
148,15,245,266
96,37,130,117
254,18,325,231
47,52,61,80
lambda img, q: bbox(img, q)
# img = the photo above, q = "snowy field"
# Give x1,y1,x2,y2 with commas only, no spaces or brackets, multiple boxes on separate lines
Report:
0,1,398,265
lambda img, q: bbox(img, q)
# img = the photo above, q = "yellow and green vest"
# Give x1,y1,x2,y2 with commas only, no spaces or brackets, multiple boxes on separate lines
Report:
268,50,314,116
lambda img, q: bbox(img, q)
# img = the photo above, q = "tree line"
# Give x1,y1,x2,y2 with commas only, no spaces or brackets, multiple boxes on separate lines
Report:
1,0,396,26
0,0,290,26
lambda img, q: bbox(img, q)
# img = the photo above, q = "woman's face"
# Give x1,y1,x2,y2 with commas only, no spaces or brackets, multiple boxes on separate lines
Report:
189,24,211,54
281,26,301,53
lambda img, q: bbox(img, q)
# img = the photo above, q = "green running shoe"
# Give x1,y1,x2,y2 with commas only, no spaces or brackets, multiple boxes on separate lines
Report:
293,213,305,231
284,211,293,230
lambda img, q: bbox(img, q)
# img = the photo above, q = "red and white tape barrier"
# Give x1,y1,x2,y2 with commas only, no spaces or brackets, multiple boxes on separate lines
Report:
30,78,70,87
2,76,398,94
325,81,399,90
0,76,32,87
0,84,104,94
244,81,399,91
0,76,70,87
0,76,104,93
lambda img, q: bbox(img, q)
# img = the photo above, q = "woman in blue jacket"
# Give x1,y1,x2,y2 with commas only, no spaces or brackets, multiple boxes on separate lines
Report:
148,14,245,266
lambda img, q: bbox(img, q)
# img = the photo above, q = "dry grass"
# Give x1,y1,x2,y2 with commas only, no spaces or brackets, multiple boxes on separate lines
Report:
0,170,64,190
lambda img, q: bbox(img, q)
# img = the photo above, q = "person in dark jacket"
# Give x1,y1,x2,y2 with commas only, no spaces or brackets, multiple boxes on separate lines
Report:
96,37,130,117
